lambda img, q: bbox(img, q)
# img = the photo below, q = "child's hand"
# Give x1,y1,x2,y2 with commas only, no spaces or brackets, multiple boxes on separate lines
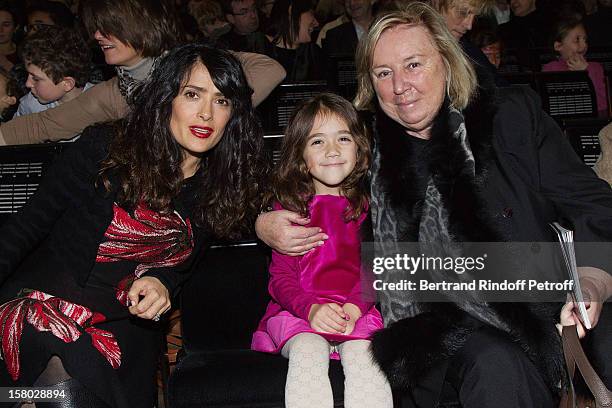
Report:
308,303,348,333
567,54,588,71
342,303,362,336
556,301,587,339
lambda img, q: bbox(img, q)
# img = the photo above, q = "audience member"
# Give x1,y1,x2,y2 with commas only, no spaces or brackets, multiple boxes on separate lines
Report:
189,0,231,42
321,0,375,57
265,0,323,81
584,0,612,46
0,67,22,121
219,0,269,53
469,23,503,68
24,0,74,35
0,0,286,145
392,0,504,84
542,16,608,113
499,0,551,49
492,0,510,24
15,25,93,117
595,123,612,185
583,0,599,14
257,0,275,26
0,3,19,71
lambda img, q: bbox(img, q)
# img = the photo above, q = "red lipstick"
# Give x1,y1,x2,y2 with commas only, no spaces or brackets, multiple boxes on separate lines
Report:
189,126,213,138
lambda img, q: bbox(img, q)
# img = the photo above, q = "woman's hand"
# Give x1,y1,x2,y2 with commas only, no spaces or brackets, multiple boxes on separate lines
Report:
557,301,587,338
127,277,171,320
342,303,363,336
577,266,612,328
567,54,588,71
255,210,328,256
308,303,348,333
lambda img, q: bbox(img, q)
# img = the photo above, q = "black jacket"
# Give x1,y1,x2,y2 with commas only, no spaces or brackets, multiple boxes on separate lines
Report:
369,82,612,394
322,21,359,57
0,125,206,304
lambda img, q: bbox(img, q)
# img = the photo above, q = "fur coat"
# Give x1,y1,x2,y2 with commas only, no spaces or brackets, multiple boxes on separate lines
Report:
367,77,612,394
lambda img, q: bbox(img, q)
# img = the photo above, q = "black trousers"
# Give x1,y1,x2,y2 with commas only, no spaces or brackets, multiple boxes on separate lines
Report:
405,307,611,408
406,323,555,408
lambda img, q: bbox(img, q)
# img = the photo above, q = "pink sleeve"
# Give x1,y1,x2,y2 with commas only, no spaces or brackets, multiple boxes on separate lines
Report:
345,280,374,315
268,250,318,320
587,62,608,112
345,206,374,314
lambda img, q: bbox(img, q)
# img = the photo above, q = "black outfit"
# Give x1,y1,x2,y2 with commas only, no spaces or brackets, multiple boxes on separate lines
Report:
218,30,270,54
585,6,612,46
264,41,326,82
321,21,359,57
498,9,551,49
0,126,206,408
368,69,612,407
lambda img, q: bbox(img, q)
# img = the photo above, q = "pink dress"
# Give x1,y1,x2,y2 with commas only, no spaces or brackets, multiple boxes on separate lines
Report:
251,195,383,357
542,59,608,113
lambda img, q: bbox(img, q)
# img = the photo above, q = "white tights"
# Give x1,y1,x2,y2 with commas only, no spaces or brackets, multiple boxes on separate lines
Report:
281,333,393,408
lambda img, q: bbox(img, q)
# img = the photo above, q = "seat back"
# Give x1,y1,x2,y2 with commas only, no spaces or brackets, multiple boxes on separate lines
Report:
562,119,610,167
263,133,284,167
0,143,64,225
258,81,328,132
180,240,272,352
536,71,597,119
328,54,358,101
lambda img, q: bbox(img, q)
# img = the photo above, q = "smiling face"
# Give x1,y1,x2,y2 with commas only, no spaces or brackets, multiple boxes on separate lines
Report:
371,24,447,139
303,113,357,196
441,2,477,39
296,9,319,44
170,62,232,177
554,24,588,61
94,30,143,67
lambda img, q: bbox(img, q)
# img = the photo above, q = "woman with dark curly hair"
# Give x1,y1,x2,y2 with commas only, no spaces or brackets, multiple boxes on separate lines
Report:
0,43,265,408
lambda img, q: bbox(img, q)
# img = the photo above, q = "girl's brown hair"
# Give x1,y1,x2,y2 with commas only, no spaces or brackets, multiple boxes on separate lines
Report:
270,93,371,221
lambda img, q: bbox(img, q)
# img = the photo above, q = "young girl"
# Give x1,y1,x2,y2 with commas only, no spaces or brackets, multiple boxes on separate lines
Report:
252,93,393,408
542,17,608,113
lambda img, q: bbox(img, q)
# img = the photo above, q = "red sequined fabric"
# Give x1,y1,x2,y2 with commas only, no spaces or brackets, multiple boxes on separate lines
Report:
96,202,194,304
0,290,120,380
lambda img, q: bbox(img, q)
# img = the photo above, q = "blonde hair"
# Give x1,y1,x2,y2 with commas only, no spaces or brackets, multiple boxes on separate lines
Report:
354,2,477,111
433,0,495,14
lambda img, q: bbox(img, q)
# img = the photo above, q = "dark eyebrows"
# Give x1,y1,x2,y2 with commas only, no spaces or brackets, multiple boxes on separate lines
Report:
182,84,226,97
307,130,352,139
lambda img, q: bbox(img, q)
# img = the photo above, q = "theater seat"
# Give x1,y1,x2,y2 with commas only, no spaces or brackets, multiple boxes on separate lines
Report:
167,240,348,407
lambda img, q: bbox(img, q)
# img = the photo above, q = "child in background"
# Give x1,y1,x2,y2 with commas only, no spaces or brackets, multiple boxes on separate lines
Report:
542,17,608,113
0,67,23,121
15,25,93,117
470,25,503,69
252,93,393,408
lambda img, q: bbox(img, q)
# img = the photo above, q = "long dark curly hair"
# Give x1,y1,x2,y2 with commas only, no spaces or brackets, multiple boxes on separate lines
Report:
98,43,266,239
270,93,371,221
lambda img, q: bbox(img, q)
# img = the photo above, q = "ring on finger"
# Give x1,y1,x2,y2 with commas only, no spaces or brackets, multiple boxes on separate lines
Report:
152,313,161,322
